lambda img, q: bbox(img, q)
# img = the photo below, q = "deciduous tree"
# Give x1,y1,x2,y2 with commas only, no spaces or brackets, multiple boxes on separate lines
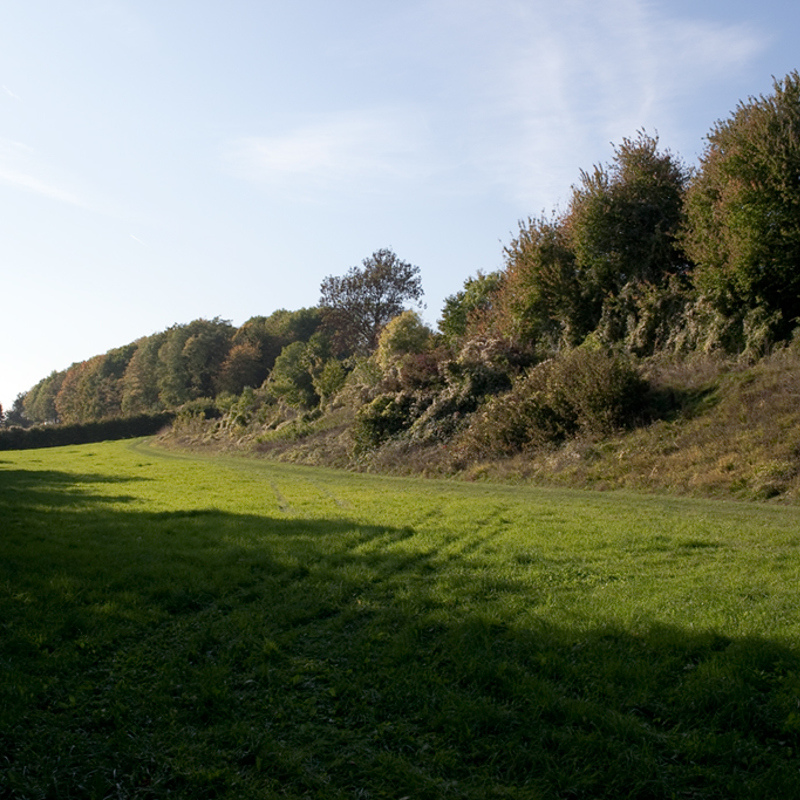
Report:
682,71,800,340
23,370,65,424
375,310,433,370
438,271,503,342
268,341,318,408
319,249,424,355
157,318,234,407
568,131,691,327
121,334,167,416
496,215,587,348
5,394,29,427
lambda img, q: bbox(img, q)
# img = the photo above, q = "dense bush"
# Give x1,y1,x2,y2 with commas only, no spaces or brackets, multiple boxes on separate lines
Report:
351,392,422,453
459,345,645,459
682,71,800,341
175,397,223,422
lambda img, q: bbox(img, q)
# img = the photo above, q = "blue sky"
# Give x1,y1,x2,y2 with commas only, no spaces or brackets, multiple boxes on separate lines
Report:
2,0,798,410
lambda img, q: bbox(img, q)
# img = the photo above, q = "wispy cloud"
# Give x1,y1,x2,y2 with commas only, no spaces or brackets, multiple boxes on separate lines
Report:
454,0,769,208
0,166,83,205
0,139,88,207
225,108,433,197
222,1,767,214
130,234,146,245
2,85,21,100
664,18,767,79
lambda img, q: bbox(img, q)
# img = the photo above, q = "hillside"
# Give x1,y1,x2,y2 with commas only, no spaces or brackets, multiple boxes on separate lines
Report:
157,345,800,504
9,70,800,505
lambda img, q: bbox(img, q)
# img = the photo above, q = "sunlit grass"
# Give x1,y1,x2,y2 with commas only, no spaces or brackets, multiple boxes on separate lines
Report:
2,439,800,798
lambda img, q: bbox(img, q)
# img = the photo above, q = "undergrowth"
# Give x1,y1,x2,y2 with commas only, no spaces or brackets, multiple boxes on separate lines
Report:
183,344,800,502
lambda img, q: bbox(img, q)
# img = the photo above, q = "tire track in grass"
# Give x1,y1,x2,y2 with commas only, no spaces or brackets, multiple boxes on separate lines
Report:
270,481,292,514
307,479,350,509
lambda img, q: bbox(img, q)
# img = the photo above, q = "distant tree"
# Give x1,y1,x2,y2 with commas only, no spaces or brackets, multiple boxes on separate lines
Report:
23,370,66,424
182,320,234,399
98,345,136,417
682,71,800,340
121,333,167,416
215,341,265,396
5,394,29,427
231,308,323,389
52,346,136,424
319,249,424,355
157,318,234,407
260,307,323,345
268,341,319,408
230,318,281,382
54,362,89,424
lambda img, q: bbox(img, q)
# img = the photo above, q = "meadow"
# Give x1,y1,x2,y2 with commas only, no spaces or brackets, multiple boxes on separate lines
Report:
2,439,800,798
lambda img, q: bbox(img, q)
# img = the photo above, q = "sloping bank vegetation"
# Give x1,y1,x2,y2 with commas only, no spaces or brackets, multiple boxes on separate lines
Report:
7,72,800,501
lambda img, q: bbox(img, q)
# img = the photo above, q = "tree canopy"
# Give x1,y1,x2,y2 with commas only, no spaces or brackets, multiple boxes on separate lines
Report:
15,71,800,432
568,131,691,306
682,70,800,338
319,249,424,355
449,132,691,354
438,271,503,342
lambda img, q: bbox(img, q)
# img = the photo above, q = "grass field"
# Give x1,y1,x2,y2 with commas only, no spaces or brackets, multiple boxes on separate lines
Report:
2,439,800,798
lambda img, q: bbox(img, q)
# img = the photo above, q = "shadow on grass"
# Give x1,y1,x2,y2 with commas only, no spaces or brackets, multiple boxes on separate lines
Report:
0,467,150,508
2,469,800,799
645,384,720,424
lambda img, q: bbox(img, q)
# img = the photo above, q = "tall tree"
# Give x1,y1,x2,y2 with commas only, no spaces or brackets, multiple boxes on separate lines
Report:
568,131,691,325
53,346,136,424
438,271,503,342
215,341,265,396
496,215,588,348
23,370,66,424
157,318,234,406
319,249,424,355
229,308,323,391
121,333,167,416
682,71,800,339
54,361,90,424
5,394,29,427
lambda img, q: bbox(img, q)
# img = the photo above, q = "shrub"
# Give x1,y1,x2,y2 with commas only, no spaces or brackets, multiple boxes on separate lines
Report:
312,359,348,406
176,397,223,422
268,341,319,409
552,343,646,434
459,345,645,458
351,392,423,453
395,350,446,391
375,310,432,370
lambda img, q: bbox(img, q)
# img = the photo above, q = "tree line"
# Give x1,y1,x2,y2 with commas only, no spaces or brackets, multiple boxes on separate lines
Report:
442,71,800,357
13,247,423,427
8,72,800,439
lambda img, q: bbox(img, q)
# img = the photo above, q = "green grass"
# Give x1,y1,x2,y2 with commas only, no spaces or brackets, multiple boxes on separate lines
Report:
2,440,800,798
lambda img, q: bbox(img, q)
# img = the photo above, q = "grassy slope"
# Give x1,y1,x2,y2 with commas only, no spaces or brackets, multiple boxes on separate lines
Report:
458,349,800,500
242,347,800,503
3,440,800,798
